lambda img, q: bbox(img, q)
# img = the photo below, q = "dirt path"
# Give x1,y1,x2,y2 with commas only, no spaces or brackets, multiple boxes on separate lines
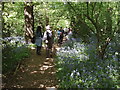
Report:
3,45,59,88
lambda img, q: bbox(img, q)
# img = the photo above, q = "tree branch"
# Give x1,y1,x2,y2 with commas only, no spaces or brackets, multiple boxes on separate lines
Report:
86,2,89,16
92,2,96,18
67,2,95,34
67,2,78,15
84,14,98,30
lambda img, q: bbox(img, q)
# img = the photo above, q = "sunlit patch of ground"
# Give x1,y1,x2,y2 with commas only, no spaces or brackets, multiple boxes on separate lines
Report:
2,44,58,88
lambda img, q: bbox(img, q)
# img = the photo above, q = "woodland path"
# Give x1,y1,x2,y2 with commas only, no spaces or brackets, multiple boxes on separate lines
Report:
3,44,60,89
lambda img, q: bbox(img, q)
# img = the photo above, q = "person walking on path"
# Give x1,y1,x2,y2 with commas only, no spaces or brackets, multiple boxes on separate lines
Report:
43,25,53,58
66,28,73,41
68,28,73,40
58,27,64,45
35,26,43,55
64,27,69,36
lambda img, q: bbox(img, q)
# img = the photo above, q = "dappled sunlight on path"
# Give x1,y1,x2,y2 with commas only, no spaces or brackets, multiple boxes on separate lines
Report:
3,45,58,88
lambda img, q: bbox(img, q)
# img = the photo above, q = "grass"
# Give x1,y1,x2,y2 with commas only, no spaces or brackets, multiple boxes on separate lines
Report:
2,45,30,74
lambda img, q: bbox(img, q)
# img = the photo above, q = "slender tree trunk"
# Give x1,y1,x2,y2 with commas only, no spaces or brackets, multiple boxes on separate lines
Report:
24,2,34,44
118,2,120,33
44,8,49,26
46,16,49,26
1,2,4,38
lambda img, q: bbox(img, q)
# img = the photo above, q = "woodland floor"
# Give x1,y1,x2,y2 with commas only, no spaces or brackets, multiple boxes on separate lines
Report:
2,44,60,89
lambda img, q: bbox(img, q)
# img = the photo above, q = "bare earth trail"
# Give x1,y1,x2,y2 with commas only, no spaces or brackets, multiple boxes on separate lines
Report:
4,45,59,88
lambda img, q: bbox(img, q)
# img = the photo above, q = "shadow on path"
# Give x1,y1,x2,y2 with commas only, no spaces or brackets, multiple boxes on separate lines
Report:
2,45,58,88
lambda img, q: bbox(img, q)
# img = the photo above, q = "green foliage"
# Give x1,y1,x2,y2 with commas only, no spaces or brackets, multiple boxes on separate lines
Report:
55,41,119,88
1,2,120,87
2,40,30,74
2,2,24,37
34,2,69,31
3,46,30,74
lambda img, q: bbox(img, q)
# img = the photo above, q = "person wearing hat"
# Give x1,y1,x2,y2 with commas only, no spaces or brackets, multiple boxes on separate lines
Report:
43,25,53,58
58,27,64,45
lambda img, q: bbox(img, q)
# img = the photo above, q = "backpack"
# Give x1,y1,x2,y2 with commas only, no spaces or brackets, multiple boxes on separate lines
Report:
46,31,52,41
31,36,35,44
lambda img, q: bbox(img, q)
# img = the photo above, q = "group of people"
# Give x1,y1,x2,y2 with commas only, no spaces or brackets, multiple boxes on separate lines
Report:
57,27,73,45
34,25,73,58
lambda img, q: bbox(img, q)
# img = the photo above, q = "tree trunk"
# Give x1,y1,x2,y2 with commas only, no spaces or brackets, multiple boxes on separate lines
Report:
118,2,120,33
1,2,4,38
24,2,34,44
46,16,49,26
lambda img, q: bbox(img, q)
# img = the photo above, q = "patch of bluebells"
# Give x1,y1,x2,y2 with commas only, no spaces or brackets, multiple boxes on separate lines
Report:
106,33,120,61
2,36,26,48
55,38,119,88
2,36,30,73
2,36,28,58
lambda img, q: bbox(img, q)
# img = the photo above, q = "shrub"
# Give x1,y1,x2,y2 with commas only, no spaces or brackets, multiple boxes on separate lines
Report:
55,39,119,88
2,36,30,74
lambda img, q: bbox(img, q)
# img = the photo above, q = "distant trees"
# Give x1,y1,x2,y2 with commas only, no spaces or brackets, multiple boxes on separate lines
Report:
63,2,119,59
